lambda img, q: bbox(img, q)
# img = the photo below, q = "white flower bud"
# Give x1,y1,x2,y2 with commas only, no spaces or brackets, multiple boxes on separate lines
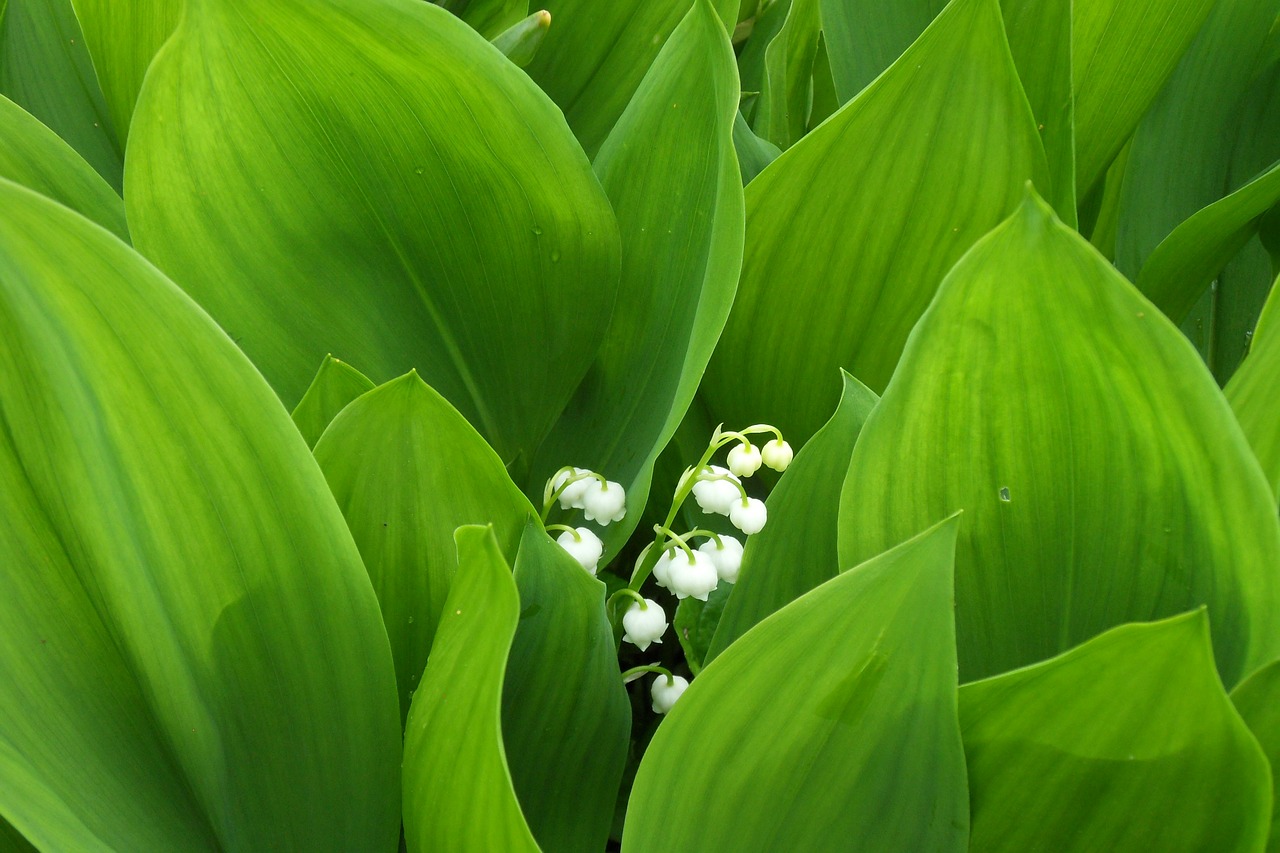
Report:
698,535,744,583
652,549,675,588
728,497,767,535
761,438,793,471
650,674,689,714
582,479,627,524
554,467,593,509
666,549,719,601
555,527,604,574
621,599,668,651
726,441,763,477
691,465,741,516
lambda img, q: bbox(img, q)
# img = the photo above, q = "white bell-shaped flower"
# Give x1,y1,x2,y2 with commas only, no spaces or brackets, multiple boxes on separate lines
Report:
652,549,676,588
621,599,668,651
554,467,594,509
698,535,744,583
666,549,719,601
555,527,604,575
582,479,627,524
691,465,741,516
728,497,768,535
726,441,763,477
761,438,794,472
651,674,689,714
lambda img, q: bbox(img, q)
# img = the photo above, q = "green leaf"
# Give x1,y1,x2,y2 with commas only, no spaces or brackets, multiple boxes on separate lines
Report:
706,370,877,663
1137,160,1280,325
530,0,743,555
961,611,1271,852
402,525,539,853
0,0,121,189
1072,0,1216,197
522,0,737,157
126,0,621,470
67,0,179,144
820,0,945,103
0,179,400,851
705,0,1048,445
290,354,375,449
460,0,526,38
624,517,967,852
1227,273,1280,500
736,0,790,114
839,190,1280,687
491,9,551,67
1115,0,1278,280
501,520,630,853
732,110,781,185
314,372,535,720
0,818,35,853
751,0,820,149
1232,659,1280,853
673,581,732,674
0,94,127,240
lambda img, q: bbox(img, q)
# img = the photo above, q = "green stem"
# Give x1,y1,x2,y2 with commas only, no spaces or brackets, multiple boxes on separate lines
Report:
620,664,674,684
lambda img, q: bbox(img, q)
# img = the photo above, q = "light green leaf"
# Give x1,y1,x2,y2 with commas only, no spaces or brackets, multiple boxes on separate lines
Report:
732,110,781,185
705,0,1048,445
1232,659,1280,853
752,0,820,149
0,179,400,851
67,0,179,144
522,0,737,157
491,9,550,67
290,354,375,449
502,520,630,853
961,611,1271,852
1227,273,1280,499
624,517,967,852
1115,0,1277,280
1137,160,1280,325
402,525,539,853
127,0,621,470
839,190,1280,687
314,372,535,720
531,0,743,555
820,0,945,103
461,0,526,38
1072,0,1216,196
706,370,877,663
0,0,121,189
0,94,127,240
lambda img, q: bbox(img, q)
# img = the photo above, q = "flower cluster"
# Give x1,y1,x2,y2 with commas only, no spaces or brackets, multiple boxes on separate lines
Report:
543,466,626,575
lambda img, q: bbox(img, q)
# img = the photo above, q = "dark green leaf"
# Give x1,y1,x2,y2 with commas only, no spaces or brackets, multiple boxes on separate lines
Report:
751,0,820,149
673,581,732,674
820,0,944,103
732,110,781,185
1227,273,1280,499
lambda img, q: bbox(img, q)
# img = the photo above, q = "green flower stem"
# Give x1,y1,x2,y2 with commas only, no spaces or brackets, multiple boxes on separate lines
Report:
620,664,675,685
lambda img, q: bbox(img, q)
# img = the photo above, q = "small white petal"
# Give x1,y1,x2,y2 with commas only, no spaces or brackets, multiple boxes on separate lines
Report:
621,599,669,651
582,479,627,524
726,442,763,478
555,527,603,574
650,674,689,714
556,467,593,509
667,550,719,601
761,438,794,471
728,497,767,535
698,535,744,583
652,549,676,588
691,466,741,516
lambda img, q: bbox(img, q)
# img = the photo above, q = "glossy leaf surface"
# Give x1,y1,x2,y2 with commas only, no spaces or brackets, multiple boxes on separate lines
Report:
127,0,621,468
961,612,1271,852
314,372,535,719
402,526,539,853
291,355,375,449
705,0,1047,444
0,180,400,852
624,518,967,852
840,192,1280,687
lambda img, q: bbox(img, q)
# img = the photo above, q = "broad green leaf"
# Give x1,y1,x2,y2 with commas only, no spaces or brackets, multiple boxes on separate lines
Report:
531,0,743,555
736,0,789,112
751,0,820,149
291,354,375,449
402,526,539,853
624,517,967,852
673,581,732,674
521,0,737,158
127,0,621,470
705,370,877,663
820,0,945,103
0,179,400,851
501,520,630,853
1001,0,1075,223
1115,0,1277,280
839,190,1280,687
314,372,535,720
1232,659,1280,852
461,0,526,38
704,0,1048,445
806,36,839,132
1072,0,1216,196
1227,274,1280,499
732,110,781,185
0,0,121,189
491,9,550,67
961,612,1271,852
0,94,126,240
1137,160,1280,325
67,0,179,144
